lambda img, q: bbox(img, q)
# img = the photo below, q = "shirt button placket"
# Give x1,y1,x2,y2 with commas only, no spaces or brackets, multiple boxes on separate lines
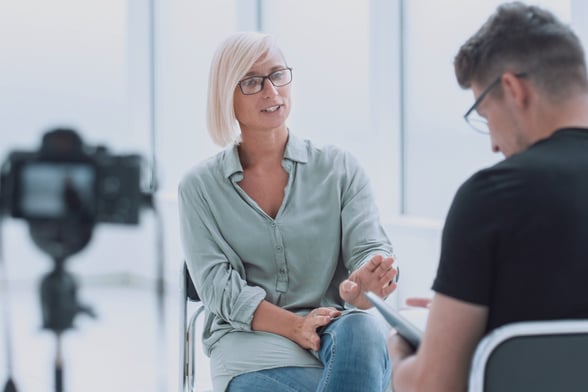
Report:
271,221,288,293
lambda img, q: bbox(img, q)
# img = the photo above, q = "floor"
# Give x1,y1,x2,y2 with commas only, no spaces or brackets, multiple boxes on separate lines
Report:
0,281,212,392
0,279,429,392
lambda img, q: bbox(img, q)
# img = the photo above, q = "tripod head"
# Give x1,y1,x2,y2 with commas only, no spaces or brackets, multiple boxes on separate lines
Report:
28,203,97,333
40,257,96,334
32,222,98,339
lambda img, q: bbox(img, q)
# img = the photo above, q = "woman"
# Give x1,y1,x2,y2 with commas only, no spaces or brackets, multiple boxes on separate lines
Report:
178,31,398,392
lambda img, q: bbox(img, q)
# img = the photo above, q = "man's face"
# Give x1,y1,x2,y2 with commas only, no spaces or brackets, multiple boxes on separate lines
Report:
471,79,528,158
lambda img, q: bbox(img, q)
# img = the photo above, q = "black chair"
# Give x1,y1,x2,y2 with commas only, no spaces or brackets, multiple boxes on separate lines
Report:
179,262,209,392
468,319,588,391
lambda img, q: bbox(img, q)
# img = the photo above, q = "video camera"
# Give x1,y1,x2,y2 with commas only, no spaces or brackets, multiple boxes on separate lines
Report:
0,127,151,327
0,128,146,226
0,128,154,392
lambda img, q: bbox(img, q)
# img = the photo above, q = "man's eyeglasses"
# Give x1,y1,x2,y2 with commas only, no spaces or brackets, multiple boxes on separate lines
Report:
237,68,293,95
463,72,528,134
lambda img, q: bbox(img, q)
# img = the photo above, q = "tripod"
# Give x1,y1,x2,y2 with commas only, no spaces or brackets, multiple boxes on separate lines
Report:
31,218,96,392
1,128,157,391
40,255,96,392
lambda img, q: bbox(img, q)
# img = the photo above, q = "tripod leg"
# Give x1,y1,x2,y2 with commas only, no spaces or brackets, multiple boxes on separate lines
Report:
2,379,18,392
54,334,63,392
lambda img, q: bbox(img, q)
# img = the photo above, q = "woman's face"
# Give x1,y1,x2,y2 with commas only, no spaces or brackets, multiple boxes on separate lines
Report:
233,46,291,134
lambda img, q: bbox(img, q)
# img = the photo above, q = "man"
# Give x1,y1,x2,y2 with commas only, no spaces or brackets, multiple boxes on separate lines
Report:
387,2,588,391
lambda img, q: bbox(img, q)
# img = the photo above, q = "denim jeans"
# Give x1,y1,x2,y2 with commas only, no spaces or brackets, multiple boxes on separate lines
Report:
227,311,391,392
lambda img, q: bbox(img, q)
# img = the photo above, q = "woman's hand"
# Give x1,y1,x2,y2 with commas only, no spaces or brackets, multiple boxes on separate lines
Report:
339,254,398,309
292,307,341,351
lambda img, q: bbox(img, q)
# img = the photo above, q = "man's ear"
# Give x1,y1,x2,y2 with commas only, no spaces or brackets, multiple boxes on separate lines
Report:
501,72,530,110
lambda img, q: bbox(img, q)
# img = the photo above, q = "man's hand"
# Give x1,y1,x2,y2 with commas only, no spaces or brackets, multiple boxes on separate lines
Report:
339,254,398,309
387,329,416,363
406,297,432,309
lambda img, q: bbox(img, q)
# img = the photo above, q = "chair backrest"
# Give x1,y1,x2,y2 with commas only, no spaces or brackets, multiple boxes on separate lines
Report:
468,319,588,392
183,263,200,302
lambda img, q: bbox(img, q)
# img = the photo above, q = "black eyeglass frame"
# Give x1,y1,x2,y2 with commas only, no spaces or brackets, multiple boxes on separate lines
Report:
237,67,293,95
463,72,528,133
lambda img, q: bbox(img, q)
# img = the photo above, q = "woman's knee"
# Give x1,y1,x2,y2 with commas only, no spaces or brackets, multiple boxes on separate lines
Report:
227,367,322,392
321,312,388,358
331,313,386,344
317,312,391,390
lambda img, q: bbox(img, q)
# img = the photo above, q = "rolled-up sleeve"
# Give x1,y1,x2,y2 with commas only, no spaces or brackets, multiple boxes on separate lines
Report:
178,173,266,330
339,152,393,271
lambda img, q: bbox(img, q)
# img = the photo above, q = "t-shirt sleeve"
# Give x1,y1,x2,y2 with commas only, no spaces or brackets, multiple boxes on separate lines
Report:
432,170,507,306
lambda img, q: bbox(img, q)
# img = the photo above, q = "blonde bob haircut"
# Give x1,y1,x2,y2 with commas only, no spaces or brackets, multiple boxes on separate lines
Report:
207,31,285,146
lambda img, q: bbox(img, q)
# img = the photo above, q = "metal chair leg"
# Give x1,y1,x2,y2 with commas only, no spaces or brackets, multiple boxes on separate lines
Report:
180,263,207,392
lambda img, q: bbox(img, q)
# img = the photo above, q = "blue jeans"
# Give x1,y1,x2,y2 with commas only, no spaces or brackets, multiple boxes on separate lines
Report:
227,311,391,392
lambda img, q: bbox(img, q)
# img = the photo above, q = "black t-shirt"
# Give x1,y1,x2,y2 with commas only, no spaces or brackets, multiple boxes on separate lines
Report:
433,128,588,332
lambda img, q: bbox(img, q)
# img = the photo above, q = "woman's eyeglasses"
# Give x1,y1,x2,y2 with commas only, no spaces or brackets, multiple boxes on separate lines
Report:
237,68,293,95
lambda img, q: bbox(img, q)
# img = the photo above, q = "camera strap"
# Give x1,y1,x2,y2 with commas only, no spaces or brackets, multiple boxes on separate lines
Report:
0,219,19,392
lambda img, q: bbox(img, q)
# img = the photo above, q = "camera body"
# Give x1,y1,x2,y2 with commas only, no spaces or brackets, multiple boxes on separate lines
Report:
0,128,145,225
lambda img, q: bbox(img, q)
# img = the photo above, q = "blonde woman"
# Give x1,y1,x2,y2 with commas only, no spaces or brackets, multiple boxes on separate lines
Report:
179,31,398,392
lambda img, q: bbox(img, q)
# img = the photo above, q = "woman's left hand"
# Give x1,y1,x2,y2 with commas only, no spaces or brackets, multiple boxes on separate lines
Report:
339,254,398,309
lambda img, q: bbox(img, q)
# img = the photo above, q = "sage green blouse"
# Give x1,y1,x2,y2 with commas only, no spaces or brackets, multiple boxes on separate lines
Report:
178,132,393,391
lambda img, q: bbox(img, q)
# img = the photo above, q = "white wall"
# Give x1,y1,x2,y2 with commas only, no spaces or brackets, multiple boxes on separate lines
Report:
0,0,137,153
402,0,571,221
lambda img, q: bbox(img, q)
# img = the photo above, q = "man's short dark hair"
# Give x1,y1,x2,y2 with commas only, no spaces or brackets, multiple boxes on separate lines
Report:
454,2,588,99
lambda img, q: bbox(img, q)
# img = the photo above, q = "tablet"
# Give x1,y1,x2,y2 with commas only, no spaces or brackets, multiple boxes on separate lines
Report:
365,291,423,349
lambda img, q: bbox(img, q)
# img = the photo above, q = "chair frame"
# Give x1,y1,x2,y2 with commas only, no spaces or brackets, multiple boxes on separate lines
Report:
179,263,206,392
468,319,588,392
